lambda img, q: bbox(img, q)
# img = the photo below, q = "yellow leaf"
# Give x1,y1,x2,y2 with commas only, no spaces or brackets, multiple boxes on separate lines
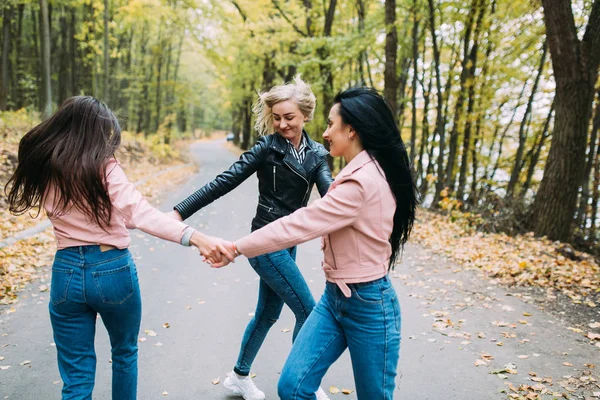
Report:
329,386,340,394
162,323,170,329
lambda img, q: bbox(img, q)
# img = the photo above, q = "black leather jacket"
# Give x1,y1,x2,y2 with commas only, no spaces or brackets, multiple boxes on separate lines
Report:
174,132,333,231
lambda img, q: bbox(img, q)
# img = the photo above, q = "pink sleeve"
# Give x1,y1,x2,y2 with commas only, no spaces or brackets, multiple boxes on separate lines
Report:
106,159,188,243
235,177,365,258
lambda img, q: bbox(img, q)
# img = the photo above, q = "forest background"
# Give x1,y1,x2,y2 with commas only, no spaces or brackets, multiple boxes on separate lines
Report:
1,0,600,314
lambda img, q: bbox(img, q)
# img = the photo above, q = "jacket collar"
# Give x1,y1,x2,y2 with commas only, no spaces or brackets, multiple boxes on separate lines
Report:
270,131,328,177
336,150,373,180
270,130,315,154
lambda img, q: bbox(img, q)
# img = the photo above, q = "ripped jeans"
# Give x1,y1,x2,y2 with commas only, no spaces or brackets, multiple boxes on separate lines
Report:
233,247,316,376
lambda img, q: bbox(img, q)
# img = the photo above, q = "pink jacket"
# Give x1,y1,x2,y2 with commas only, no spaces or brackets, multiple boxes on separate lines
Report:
236,150,396,297
44,158,188,249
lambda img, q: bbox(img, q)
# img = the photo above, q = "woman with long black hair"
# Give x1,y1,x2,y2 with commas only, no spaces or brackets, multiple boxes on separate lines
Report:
212,87,418,399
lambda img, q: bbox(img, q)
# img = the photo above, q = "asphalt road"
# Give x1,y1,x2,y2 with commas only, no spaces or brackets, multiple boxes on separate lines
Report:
1,138,598,400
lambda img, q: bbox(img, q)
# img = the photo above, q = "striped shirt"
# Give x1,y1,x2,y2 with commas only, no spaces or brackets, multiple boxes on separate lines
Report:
286,135,307,164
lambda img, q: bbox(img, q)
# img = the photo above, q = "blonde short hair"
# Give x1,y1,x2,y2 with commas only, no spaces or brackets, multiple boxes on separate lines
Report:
252,75,317,136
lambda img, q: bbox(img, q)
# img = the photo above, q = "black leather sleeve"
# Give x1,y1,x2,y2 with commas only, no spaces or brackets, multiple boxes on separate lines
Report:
173,136,269,220
315,153,333,197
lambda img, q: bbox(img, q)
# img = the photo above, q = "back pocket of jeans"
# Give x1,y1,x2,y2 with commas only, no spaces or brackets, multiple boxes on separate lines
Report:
50,267,74,306
92,263,133,305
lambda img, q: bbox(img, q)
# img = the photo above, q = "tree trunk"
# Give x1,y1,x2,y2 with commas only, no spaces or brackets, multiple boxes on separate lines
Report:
506,40,548,198
241,98,252,150
589,126,600,242
410,0,419,165
457,0,487,202
0,5,12,111
532,0,600,241
445,0,478,194
39,0,52,117
103,0,110,103
70,8,77,96
521,101,554,198
576,90,600,229
384,0,397,116
429,0,448,206
58,8,70,104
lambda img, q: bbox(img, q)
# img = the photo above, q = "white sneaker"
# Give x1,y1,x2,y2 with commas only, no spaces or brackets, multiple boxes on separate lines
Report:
315,386,331,400
223,371,266,400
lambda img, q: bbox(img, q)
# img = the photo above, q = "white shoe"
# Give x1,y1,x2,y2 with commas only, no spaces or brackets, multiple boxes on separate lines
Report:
316,386,331,400
223,371,266,400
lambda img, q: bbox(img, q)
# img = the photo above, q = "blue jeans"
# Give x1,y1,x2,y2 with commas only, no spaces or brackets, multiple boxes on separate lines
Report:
234,247,316,376
49,246,142,400
278,276,401,399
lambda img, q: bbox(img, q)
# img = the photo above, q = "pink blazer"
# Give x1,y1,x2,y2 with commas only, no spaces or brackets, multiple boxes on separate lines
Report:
236,150,396,297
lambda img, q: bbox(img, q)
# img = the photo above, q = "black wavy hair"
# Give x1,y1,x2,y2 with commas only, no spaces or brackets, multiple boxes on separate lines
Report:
334,87,419,268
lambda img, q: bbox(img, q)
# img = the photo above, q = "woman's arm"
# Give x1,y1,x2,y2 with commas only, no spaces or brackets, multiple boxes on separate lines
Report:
106,159,188,243
173,136,269,220
314,159,334,197
234,177,365,258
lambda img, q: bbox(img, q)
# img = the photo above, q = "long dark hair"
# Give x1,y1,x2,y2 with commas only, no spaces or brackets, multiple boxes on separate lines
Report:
5,96,121,228
334,87,418,268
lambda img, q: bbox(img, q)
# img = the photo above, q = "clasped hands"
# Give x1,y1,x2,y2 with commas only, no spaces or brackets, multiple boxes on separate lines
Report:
190,231,238,268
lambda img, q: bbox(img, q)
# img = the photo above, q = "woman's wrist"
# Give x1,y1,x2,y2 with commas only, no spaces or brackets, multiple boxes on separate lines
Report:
180,226,196,246
232,242,241,257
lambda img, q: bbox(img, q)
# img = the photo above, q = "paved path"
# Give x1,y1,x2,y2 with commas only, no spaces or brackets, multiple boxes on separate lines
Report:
1,139,598,399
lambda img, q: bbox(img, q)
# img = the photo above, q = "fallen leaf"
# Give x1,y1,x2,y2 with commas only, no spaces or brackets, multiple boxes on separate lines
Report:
342,388,354,395
145,330,157,337
162,391,168,396
138,338,147,342
523,312,532,317
162,323,170,329
20,360,31,366
0,366,10,370
518,355,530,359
39,285,48,292
475,359,487,366
185,306,192,310
587,332,600,340
589,322,600,329
212,377,220,385
562,362,573,367
154,342,163,347
281,328,291,333
329,386,340,394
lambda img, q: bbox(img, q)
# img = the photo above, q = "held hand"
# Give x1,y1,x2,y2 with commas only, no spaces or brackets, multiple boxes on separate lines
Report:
167,210,184,221
208,241,238,268
190,231,236,265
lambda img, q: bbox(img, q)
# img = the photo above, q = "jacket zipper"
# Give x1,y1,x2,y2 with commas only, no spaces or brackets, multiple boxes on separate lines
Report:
284,160,310,205
328,235,338,268
273,165,277,192
258,202,273,212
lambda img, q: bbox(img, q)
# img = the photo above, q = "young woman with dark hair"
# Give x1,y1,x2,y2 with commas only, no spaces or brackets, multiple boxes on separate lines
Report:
211,87,418,399
5,96,230,400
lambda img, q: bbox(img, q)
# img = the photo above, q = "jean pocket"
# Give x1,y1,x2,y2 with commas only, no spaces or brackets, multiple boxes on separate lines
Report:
92,263,134,305
352,285,383,304
50,267,74,306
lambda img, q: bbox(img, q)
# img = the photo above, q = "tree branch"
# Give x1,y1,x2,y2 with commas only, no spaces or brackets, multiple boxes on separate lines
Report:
582,0,600,73
230,0,247,22
271,0,308,37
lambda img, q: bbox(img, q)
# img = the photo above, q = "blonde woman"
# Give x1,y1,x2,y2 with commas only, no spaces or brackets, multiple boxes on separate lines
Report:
171,76,333,400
